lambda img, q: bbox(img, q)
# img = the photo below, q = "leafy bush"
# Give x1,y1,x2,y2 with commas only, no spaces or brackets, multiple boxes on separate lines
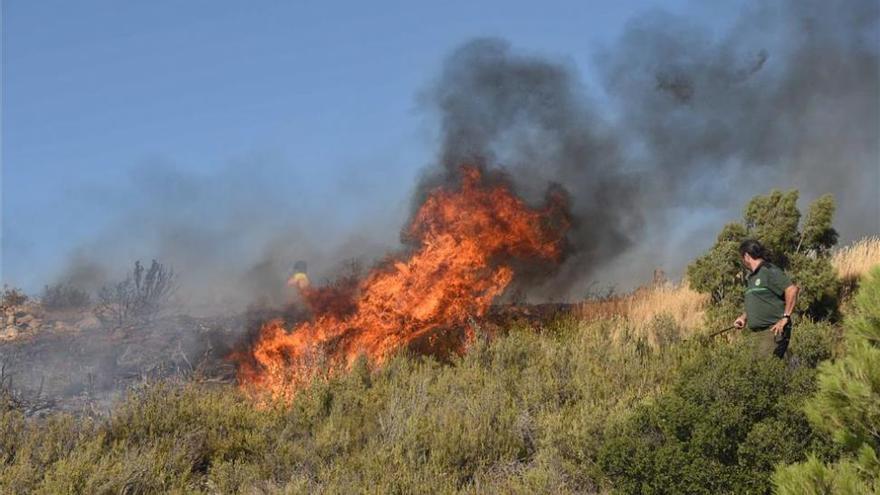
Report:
40,283,91,311
597,320,837,494
96,260,177,325
688,191,840,325
773,267,880,494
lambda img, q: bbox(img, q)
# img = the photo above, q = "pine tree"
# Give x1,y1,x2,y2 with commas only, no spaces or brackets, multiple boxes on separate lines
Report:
773,266,880,494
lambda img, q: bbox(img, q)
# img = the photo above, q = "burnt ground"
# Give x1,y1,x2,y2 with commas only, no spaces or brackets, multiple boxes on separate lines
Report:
0,312,259,417
0,303,576,417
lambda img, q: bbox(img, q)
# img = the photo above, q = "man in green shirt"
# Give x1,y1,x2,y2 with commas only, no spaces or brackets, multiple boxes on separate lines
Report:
733,239,800,358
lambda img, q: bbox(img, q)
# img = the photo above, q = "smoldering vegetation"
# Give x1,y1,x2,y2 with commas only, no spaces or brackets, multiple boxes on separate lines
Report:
3,161,398,412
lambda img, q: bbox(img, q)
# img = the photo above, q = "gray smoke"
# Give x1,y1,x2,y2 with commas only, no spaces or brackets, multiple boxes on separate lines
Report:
51,0,880,306
422,0,879,297
54,157,400,315
599,0,879,232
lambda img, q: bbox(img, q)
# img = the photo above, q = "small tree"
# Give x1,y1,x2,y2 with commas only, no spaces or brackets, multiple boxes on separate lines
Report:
96,260,177,326
687,191,840,325
773,267,880,494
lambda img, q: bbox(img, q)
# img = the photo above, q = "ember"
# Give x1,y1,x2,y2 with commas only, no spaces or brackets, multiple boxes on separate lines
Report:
234,165,569,401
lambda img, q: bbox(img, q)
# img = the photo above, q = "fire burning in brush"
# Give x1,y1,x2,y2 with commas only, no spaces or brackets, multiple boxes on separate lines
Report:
234,165,569,401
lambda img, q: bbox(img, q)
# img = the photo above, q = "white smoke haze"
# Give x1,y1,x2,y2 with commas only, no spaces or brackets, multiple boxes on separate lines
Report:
54,155,406,315
46,0,879,306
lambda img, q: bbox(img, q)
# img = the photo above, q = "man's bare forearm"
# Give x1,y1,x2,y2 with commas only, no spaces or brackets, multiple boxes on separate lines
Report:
783,285,799,317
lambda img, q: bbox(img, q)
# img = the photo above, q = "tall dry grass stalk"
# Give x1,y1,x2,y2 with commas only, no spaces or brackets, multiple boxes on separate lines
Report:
833,236,880,284
576,282,708,347
573,236,880,349
627,283,707,332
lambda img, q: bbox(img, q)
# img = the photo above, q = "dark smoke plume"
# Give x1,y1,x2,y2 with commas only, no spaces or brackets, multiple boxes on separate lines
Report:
599,0,879,227
422,0,879,296
418,39,641,298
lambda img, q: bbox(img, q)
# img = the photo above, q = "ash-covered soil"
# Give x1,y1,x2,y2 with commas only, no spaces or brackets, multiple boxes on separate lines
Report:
0,301,575,416
0,303,270,416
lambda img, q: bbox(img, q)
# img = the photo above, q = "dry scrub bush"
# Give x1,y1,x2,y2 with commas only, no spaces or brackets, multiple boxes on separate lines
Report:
0,316,700,493
0,286,28,308
833,236,880,281
627,283,707,336
96,260,177,326
40,283,91,311
0,310,841,493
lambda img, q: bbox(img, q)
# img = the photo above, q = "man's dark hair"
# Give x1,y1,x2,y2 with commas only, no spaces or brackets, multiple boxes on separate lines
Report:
739,239,766,260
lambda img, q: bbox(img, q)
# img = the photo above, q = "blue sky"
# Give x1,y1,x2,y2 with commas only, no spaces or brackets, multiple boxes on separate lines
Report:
3,0,746,293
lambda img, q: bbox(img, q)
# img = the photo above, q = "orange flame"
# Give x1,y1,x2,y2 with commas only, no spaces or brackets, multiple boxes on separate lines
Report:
234,166,568,401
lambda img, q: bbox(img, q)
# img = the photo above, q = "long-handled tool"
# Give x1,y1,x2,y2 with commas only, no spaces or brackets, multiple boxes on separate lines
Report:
707,325,737,338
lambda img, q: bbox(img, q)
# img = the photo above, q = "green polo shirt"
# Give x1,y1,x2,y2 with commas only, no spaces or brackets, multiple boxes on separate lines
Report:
745,262,792,329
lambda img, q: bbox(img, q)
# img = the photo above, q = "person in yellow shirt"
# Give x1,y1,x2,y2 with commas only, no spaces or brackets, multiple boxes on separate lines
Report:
287,260,310,291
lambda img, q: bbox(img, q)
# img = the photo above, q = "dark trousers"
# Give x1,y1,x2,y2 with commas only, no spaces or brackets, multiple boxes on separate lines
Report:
745,322,791,359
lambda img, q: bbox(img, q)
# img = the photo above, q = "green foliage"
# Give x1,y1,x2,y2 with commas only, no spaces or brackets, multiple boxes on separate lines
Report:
597,320,836,494
743,190,802,261
0,318,700,494
789,253,841,321
0,314,840,493
846,266,880,348
687,223,749,324
687,190,841,324
774,267,880,494
799,194,839,255
773,452,878,495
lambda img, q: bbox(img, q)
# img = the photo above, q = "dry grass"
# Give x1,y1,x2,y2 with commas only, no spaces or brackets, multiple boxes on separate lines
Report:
576,281,708,347
627,283,707,331
833,236,880,285
572,236,880,347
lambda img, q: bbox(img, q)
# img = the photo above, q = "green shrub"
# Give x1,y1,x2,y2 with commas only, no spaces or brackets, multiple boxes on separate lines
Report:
773,267,880,494
0,317,700,493
0,311,842,493
598,321,837,494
